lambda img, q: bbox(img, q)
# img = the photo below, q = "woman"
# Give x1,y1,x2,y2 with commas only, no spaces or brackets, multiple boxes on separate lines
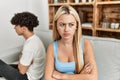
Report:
45,5,98,80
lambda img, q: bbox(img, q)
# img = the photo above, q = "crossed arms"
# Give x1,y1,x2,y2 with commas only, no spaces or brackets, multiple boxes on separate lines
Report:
45,39,98,80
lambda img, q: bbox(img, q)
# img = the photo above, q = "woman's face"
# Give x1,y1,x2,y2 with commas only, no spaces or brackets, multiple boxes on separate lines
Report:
57,14,77,40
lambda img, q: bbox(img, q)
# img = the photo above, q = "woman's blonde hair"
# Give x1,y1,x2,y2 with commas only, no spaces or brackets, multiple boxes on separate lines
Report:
53,5,83,73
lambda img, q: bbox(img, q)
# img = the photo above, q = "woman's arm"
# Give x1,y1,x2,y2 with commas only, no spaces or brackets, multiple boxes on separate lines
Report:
53,39,98,80
44,43,57,80
80,61,94,74
53,62,94,80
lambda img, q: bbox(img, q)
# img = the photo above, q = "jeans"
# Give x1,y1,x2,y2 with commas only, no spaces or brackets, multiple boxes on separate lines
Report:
0,59,28,80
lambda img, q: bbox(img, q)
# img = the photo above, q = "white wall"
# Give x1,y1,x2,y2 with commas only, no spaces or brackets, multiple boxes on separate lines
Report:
0,0,51,54
27,0,49,30
0,0,28,51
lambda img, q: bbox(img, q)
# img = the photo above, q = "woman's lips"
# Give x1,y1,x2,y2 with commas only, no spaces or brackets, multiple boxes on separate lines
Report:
63,33,70,37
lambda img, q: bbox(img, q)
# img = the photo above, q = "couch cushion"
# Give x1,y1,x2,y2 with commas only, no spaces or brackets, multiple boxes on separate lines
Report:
0,46,22,64
83,36,120,80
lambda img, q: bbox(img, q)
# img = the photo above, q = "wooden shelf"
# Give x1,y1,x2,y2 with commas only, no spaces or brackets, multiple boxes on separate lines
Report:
49,3,68,6
70,2,94,6
97,1,120,5
48,0,120,39
96,28,120,32
82,27,93,30
49,2,93,6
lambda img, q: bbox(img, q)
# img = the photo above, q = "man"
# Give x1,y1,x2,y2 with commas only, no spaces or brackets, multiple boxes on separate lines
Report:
0,12,46,80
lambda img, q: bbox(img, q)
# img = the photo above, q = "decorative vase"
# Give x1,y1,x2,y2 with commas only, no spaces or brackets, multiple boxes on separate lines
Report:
81,0,86,3
88,0,92,2
54,0,58,3
75,0,79,3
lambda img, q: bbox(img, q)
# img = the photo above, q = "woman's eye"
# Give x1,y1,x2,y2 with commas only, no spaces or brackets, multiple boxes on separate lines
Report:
59,23,65,27
69,23,74,27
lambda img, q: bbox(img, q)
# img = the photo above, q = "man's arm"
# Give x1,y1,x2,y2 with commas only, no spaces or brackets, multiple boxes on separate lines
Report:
18,54,32,75
18,63,29,75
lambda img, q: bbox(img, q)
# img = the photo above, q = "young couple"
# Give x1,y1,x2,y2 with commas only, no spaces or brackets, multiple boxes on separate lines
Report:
0,5,98,80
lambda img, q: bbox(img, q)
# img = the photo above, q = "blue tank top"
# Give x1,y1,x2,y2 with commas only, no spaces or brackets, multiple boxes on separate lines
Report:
53,38,84,74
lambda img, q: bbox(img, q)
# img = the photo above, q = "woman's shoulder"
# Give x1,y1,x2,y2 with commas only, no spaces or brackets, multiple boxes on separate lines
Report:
83,38,93,54
84,38,92,46
81,36,91,45
47,40,58,51
47,42,54,50
46,42,54,56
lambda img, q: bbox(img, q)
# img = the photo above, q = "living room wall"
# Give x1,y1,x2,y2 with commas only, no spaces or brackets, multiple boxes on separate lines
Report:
0,0,50,54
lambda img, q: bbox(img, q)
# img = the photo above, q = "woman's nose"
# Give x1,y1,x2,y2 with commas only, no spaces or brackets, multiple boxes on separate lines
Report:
64,25,69,31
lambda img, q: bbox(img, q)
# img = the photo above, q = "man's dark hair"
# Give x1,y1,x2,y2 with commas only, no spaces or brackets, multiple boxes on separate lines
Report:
11,12,39,31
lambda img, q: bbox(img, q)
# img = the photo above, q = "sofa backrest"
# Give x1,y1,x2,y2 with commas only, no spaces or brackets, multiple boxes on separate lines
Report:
83,36,120,80
38,30,120,80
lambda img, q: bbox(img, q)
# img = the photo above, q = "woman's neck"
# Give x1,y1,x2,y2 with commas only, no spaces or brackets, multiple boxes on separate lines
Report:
60,38,73,47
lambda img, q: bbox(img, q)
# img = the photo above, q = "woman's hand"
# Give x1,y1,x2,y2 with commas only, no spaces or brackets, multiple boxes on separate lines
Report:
81,62,94,74
53,70,63,79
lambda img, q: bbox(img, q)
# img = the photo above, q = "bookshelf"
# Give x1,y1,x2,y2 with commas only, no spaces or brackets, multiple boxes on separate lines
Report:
48,0,120,39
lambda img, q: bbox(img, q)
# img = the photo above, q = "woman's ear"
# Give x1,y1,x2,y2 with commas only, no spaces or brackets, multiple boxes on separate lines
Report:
75,27,77,30
74,26,77,30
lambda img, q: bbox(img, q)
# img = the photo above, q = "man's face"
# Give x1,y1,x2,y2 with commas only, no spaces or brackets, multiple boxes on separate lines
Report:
14,25,23,35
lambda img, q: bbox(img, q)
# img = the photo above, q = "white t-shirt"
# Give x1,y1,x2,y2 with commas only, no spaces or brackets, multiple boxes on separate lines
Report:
20,34,46,80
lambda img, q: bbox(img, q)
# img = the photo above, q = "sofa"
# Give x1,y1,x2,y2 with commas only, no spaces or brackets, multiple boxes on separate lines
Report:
82,35,120,80
0,30,120,80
